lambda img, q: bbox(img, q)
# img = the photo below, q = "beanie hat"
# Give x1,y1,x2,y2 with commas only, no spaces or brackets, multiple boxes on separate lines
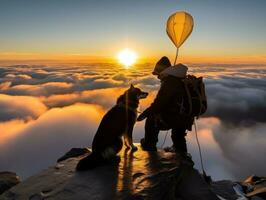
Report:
152,56,171,75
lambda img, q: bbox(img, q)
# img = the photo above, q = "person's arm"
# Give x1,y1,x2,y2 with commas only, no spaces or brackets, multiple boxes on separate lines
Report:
137,78,174,121
137,107,152,121
149,78,174,113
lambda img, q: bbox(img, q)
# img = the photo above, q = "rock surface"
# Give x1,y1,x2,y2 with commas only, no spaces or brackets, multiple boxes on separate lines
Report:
57,148,91,162
1,145,264,200
0,172,20,195
0,144,222,200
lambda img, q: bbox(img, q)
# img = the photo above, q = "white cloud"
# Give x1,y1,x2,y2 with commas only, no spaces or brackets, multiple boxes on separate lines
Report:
0,103,104,179
0,94,47,121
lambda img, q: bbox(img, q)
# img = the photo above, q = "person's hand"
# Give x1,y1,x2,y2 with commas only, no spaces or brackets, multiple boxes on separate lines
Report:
137,113,147,121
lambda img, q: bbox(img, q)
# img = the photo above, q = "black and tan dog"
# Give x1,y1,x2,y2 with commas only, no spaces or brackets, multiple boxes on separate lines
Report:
76,85,148,170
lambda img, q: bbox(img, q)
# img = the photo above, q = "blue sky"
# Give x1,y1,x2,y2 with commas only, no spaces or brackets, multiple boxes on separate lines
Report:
0,0,266,61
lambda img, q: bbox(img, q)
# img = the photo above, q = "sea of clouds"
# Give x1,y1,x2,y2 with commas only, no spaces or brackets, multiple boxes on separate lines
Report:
0,63,265,180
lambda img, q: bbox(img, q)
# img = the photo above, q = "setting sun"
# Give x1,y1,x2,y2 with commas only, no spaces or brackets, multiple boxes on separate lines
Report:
117,48,137,68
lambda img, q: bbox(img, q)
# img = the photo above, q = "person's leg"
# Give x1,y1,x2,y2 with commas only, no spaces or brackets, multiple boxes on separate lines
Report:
171,127,187,153
141,115,160,151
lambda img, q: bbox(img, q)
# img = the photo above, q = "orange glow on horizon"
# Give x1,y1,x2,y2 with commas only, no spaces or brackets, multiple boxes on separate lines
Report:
1,52,266,65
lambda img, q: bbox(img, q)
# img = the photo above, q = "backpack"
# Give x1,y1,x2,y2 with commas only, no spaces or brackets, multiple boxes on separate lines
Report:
181,75,207,117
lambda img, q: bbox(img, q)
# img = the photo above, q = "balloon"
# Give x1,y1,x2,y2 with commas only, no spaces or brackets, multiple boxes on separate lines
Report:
166,11,194,48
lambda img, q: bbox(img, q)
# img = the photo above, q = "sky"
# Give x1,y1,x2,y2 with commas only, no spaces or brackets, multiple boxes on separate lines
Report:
1,0,266,63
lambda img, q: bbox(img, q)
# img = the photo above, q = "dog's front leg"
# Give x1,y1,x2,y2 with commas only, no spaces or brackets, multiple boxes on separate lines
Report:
125,124,138,151
124,135,131,149
124,136,137,151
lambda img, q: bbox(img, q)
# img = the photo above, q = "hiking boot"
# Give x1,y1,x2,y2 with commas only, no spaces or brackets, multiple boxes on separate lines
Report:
140,138,157,151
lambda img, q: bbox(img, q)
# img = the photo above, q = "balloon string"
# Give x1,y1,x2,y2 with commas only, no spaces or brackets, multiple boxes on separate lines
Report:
174,48,179,65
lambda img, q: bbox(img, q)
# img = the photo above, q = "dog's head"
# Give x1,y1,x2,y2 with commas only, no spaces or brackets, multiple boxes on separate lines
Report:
128,84,148,100
117,85,148,106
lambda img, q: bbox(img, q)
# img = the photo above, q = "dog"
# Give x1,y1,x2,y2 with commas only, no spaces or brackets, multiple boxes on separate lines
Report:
76,84,148,170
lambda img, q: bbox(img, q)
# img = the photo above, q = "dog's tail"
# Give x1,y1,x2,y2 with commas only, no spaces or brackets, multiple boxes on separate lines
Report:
76,153,104,171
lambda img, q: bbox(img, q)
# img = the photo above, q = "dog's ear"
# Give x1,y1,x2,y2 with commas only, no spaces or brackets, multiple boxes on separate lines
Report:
130,84,135,90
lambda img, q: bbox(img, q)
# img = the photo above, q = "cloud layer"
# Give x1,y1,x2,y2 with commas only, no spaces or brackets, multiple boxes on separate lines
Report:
0,94,47,121
0,103,104,178
0,63,265,180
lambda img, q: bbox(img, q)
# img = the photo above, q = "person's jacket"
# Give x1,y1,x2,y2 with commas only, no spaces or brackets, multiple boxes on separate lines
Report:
139,65,194,129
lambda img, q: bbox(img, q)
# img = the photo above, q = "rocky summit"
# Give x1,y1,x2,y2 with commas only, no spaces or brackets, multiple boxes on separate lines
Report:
1,144,265,200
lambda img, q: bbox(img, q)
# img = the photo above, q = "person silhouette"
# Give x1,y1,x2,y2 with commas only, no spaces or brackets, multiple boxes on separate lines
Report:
137,56,194,156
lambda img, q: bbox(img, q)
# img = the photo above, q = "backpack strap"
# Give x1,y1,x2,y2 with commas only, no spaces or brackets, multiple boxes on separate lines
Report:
183,78,192,115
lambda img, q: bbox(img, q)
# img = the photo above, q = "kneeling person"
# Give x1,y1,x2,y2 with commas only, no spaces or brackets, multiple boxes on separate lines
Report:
138,57,194,156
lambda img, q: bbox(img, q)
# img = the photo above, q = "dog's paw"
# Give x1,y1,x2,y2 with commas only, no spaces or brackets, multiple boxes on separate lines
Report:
131,145,138,152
